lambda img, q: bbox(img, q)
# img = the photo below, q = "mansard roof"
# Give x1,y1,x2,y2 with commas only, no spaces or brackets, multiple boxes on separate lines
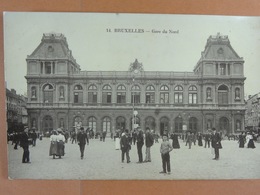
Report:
27,33,77,63
200,33,243,61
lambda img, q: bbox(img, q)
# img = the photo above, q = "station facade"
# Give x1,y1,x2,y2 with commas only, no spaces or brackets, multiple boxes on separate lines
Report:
25,33,246,136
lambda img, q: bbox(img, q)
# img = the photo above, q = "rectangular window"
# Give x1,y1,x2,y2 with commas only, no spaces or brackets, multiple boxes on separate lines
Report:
45,62,52,74
74,92,83,103
102,92,111,103
160,93,169,104
218,92,228,105
131,92,140,104
174,93,183,103
117,92,126,103
88,92,97,103
189,93,197,104
220,64,226,75
146,92,155,103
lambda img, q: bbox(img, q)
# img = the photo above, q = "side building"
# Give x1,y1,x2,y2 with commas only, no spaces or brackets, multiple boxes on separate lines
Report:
245,93,260,132
25,33,246,136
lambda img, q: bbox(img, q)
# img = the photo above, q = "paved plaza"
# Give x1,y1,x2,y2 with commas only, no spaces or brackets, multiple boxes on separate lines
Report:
8,137,260,180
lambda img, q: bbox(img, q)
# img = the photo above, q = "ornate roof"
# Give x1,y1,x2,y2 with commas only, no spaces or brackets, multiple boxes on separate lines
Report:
27,33,77,63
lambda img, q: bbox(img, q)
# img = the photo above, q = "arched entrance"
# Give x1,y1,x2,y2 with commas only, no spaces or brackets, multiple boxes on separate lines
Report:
116,116,126,130
160,117,169,135
189,117,198,132
174,117,183,133
219,117,229,135
145,116,156,132
42,115,53,133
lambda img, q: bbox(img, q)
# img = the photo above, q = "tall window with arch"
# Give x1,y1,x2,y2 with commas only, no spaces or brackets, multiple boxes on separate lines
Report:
102,84,112,104
102,117,111,132
174,85,183,104
146,85,155,103
235,87,241,100
88,84,98,103
160,85,169,104
74,84,83,104
218,85,228,105
88,117,97,133
31,86,37,100
43,84,54,103
188,85,198,104
131,85,141,104
117,85,126,103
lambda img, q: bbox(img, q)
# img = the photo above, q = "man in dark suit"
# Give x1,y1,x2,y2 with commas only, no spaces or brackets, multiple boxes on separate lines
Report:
120,130,131,163
136,128,144,163
77,127,89,159
211,128,222,160
20,128,30,163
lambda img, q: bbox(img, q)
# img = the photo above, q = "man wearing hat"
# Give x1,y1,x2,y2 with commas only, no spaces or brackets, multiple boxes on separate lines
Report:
211,128,222,160
77,127,89,159
20,127,31,163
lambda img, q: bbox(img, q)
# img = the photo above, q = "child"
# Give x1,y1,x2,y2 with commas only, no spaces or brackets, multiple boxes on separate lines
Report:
160,134,173,174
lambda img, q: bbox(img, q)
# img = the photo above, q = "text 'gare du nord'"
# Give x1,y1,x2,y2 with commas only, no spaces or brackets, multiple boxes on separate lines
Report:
25,32,245,136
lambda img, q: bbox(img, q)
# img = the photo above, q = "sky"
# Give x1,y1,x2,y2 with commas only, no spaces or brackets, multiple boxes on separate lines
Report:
4,12,260,97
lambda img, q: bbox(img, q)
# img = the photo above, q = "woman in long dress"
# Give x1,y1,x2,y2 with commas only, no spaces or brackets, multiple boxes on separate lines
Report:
115,131,120,150
246,132,256,149
56,130,66,158
49,130,58,159
197,133,203,147
171,133,180,149
238,132,245,148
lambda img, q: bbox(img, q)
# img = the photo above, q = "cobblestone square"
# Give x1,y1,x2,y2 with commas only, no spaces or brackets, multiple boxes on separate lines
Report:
7,138,260,180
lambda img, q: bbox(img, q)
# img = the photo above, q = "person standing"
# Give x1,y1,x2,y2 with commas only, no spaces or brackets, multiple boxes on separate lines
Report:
186,132,192,149
246,132,256,149
136,128,144,163
56,129,66,159
115,130,120,150
49,130,58,159
211,128,222,160
31,130,37,147
20,128,31,163
171,133,180,149
120,130,131,163
197,132,203,147
77,127,89,159
144,128,154,162
204,132,211,148
160,134,173,174
102,130,107,142
132,130,137,145
238,132,245,148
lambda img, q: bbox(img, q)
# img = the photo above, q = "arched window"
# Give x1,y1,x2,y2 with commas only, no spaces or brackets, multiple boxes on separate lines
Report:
102,117,111,132
117,85,126,103
218,85,228,105
146,85,155,103
43,84,54,103
206,87,212,99
235,88,241,100
189,117,198,132
160,117,169,135
174,85,183,104
188,85,197,104
131,85,140,104
102,84,112,103
88,84,97,103
31,86,37,100
219,117,229,134
160,85,169,104
175,117,183,133
116,116,126,130
145,116,156,131
74,84,83,104
88,117,97,133
42,115,53,133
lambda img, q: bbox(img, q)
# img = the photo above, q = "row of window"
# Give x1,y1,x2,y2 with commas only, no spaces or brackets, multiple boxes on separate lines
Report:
30,83,242,105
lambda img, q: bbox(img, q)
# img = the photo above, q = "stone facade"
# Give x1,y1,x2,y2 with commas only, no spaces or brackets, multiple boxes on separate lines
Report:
26,33,246,136
245,93,260,131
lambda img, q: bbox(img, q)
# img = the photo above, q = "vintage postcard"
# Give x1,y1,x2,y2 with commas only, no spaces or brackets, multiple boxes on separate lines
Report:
4,12,260,180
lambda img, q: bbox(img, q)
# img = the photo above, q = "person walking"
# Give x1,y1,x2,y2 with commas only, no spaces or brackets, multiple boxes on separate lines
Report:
136,128,144,163
144,127,154,162
56,129,66,159
20,128,31,163
49,130,58,159
186,131,192,149
120,130,131,163
31,130,37,147
197,132,203,147
204,132,211,148
211,128,222,160
132,130,137,145
246,132,256,149
160,134,173,174
77,127,89,159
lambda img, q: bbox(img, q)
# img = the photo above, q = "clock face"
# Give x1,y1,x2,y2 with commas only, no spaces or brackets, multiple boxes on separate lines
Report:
134,69,139,74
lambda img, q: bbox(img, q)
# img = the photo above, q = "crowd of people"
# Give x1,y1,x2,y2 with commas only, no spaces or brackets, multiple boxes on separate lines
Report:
8,126,259,174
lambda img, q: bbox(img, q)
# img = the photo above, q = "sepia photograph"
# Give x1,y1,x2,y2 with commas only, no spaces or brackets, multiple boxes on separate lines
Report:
4,12,260,180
